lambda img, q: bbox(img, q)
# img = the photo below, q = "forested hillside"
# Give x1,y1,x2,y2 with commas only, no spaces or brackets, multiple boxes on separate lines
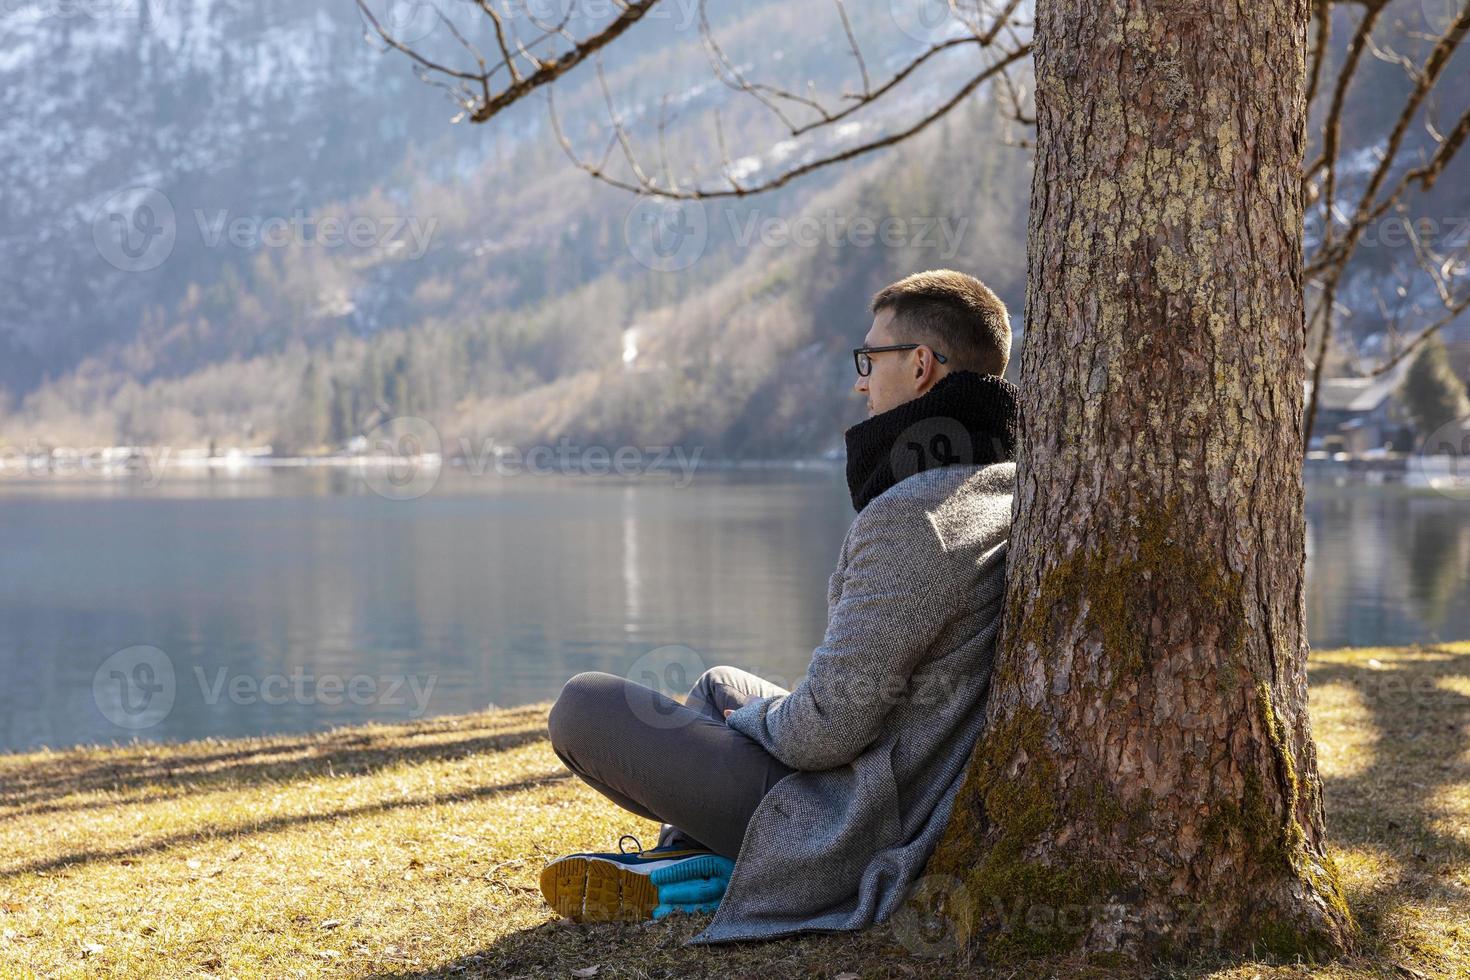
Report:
0,0,1463,457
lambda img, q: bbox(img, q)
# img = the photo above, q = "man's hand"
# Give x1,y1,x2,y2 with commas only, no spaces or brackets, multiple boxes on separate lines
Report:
723,708,734,719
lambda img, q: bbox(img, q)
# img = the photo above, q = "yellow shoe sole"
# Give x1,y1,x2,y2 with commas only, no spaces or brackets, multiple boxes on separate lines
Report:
540,856,659,922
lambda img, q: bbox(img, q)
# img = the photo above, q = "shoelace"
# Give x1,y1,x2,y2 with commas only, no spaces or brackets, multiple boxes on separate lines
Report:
617,834,643,854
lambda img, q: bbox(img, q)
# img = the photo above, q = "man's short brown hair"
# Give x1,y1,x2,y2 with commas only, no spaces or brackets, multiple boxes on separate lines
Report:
870,269,1011,376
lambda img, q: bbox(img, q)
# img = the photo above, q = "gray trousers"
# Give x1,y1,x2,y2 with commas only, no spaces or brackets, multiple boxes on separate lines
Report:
547,666,795,859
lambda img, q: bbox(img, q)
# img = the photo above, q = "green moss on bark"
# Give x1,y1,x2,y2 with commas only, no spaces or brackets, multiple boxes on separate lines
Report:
1010,499,1245,689
1194,688,1356,959
925,707,1131,957
926,498,1356,960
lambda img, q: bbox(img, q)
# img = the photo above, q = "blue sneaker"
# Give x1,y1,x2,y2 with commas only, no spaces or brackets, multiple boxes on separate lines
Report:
539,835,735,922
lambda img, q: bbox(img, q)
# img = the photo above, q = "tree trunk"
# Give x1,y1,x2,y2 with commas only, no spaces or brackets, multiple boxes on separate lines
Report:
924,0,1356,961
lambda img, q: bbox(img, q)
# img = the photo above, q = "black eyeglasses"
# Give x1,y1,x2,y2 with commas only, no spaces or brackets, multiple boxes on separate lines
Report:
853,344,947,377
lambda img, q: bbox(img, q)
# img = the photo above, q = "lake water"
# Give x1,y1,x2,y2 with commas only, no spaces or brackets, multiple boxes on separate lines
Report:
2,466,1468,753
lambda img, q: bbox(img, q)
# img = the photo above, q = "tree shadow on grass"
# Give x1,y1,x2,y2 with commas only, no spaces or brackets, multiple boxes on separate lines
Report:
0,706,551,817
1308,646,1470,971
361,914,935,980
0,770,572,880
1310,646,1470,863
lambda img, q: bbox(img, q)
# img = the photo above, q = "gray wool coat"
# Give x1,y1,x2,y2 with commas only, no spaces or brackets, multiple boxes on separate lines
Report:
690,460,1015,945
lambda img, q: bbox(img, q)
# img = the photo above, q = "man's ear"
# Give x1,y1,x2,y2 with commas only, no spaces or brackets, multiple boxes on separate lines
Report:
914,348,934,382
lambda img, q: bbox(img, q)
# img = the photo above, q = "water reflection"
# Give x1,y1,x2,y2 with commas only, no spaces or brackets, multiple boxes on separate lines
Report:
0,469,1465,752
1305,483,1470,648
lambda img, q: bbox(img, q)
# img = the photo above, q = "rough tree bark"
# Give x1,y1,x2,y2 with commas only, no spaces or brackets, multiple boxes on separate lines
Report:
925,0,1356,960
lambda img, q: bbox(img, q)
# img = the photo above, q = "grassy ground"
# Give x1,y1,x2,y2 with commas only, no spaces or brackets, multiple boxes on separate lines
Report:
1,643,1467,979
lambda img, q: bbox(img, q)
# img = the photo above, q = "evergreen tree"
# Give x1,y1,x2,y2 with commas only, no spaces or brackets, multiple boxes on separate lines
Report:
386,352,412,414
290,359,329,453
361,350,386,415
1401,335,1470,444
330,377,356,445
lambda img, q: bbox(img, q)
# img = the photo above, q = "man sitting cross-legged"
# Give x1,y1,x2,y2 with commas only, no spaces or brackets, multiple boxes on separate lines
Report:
541,269,1020,945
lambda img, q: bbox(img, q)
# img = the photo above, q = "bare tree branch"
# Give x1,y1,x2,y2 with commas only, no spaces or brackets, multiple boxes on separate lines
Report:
358,0,667,123
546,43,1031,198
1368,294,1470,376
696,0,1021,142
1299,2,1470,445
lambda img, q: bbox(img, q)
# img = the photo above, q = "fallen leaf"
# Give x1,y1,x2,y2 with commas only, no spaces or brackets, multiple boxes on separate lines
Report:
186,859,202,870
80,942,105,957
571,967,600,978
835,974,860,980
320,919,343,931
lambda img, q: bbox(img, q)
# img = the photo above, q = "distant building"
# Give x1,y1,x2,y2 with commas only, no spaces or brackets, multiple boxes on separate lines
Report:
1306,359,1414,454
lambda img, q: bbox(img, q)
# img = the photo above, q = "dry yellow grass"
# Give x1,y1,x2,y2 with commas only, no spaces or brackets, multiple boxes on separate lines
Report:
1,643,1466,979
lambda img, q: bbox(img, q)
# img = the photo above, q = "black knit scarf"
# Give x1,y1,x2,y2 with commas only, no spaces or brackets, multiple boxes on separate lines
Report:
844,370,1018,513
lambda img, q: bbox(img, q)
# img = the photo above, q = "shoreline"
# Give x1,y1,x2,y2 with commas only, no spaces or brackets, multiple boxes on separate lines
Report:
0,445,1463,480
8,637,1467,761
